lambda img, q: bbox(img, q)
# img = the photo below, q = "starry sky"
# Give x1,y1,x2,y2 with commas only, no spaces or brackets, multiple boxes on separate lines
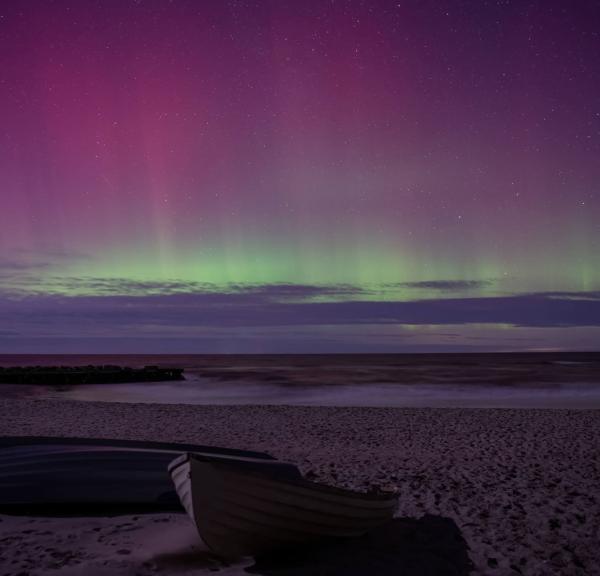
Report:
1,0,599,352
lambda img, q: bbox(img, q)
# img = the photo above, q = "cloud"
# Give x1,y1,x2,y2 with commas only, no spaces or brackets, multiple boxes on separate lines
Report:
0,330,19,336
0,276,370,299
0,260,52,272
232,283,368,299
1,285,599,352
51,277,214,295
391,280,494,291
1,288,600,337
542,291,600,301
0,249,90,286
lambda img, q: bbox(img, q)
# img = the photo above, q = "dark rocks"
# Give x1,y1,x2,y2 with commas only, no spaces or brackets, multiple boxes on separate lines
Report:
0,365,184,385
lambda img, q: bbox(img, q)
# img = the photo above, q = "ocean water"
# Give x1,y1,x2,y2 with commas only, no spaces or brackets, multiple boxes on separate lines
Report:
1,353,600,408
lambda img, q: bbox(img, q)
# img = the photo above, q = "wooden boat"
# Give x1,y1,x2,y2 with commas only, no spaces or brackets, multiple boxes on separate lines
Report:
0,436,273,514
168,452,398,557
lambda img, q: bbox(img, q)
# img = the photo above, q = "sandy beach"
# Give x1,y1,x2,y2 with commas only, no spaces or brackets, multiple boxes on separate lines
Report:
1,399,599,575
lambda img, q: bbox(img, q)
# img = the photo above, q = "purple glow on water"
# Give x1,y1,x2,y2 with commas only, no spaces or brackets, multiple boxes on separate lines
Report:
2,353,599,408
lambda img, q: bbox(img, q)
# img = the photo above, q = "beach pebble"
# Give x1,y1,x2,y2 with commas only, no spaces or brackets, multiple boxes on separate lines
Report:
1,400,599,576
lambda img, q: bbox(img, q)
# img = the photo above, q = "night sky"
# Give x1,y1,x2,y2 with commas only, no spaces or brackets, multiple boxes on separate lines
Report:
1,0,599,352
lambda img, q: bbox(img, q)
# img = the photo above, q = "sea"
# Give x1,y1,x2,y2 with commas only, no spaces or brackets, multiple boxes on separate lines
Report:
1,353,600,408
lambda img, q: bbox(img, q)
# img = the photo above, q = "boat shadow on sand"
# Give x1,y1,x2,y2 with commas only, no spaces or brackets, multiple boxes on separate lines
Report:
245,514,473,576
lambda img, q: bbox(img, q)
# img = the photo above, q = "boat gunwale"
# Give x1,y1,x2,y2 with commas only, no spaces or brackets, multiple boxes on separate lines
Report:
188,454,398,504
0,436,275,461
0,452,182,468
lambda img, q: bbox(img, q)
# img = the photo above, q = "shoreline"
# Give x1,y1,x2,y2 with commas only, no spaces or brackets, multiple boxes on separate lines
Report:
4,381,600,409
1,400,599,575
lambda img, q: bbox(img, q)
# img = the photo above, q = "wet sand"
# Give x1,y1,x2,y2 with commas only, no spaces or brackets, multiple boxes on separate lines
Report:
1,399,599,575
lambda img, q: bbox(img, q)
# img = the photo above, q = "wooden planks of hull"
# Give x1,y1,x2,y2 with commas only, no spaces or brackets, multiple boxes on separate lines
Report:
169,452,397,557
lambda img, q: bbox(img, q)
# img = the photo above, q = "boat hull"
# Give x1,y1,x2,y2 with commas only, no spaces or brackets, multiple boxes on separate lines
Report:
0,437,274,514
170,453,397,557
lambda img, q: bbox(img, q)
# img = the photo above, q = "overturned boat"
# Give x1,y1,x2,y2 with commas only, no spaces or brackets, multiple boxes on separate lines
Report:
0,436,273,514
168,452,398,557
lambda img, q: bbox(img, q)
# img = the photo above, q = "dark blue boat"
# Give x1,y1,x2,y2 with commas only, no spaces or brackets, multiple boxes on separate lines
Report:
0,436,274,515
